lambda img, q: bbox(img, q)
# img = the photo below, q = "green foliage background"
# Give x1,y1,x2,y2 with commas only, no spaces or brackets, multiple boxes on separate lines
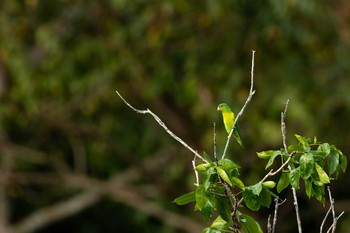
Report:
0,0,349,232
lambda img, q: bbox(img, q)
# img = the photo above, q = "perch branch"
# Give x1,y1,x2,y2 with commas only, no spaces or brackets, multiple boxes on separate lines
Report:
116,90,207,163
222,50,256,159
280,99,302,233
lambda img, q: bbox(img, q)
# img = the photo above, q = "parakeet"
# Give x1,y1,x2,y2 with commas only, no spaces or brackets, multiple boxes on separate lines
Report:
217,103,244,147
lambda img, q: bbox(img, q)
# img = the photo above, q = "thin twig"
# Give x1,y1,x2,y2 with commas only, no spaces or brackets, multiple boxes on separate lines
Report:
324,186,345,233
320,206,332,233
213,122,218,163
116,90,207,163
192,157,199,186
280,99,302,233
260,152,295,183
291,188,303,233
267,215,272,233
222,50,256,159
328,186,336,233
281,99,289,152
272,198,286,233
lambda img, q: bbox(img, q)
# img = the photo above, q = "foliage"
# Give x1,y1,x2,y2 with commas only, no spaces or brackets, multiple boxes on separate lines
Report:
174,134,346,232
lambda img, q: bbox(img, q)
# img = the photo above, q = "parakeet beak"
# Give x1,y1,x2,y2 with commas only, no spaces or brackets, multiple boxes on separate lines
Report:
217,106,221,111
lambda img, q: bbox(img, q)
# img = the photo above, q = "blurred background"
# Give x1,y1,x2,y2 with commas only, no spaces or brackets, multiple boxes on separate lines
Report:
0,0,349,232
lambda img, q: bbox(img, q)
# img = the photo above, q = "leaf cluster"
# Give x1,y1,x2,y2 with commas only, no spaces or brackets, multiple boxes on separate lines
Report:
258,134,347,203
175,156,263,233
174,134,347,232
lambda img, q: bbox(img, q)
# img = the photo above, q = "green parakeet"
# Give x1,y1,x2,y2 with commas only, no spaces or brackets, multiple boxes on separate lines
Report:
217,103,244,147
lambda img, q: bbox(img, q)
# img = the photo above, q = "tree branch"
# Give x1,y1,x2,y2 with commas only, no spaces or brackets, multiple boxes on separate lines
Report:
280,99,302,233
272,198,286,233
115,90,207,163
222,50,256,159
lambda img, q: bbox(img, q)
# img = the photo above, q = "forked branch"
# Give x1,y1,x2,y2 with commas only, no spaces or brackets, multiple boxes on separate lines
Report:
116,90,208,163
222,50,256,159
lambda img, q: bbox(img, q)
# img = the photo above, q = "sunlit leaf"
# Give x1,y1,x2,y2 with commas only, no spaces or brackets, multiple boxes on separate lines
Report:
218,159,239,171
195,163,212,173
265,151,281,169
295,134,310,152
249,183,263,196
315,163,330,184
317,143,330,156
216,166,233,186
231,176,245,189
256,150,279,159
173,191,195,205
195,185,208,211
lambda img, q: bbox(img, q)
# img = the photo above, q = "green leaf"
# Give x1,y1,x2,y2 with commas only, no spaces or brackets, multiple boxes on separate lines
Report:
339,151,347,173
231,176,245,189
202,216,228,232
295,134,310,152
257,150,278,159
328,150,339,176
211,215,227,229
214,196,233,224
260,188,272,207
265,151,281,169
240,214,263,233
318,143,331,156
218,159,239,171
203,167,215,190
288,144,304,152
299,152,314,179
277,172,290,193
313,184,325,204
304,179,313,199
216,166,233,186
315,163,330,184
249,183,263,195
195,185,208,211
173,191,195,205
243,189,261,211
289,168,301,189
201,203,213,222
195,163,212,173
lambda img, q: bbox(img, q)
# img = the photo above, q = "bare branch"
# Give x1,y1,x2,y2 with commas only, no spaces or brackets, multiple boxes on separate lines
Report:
213,122,218,163
267,215,272,233
222,50,256,159
281,99,290,152
116,90,207,163
320,206,332,233
291,188,303,233
272,198,286,233
280,99,302,233
325,186,344,233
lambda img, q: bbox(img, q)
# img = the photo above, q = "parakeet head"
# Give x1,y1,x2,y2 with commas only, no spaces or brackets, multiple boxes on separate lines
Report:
217,103,232,113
